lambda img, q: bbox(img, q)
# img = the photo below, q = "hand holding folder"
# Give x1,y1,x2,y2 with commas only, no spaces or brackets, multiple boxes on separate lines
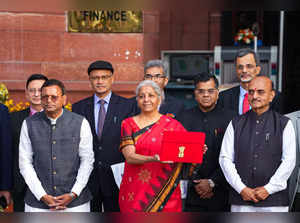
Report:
160,131,206,163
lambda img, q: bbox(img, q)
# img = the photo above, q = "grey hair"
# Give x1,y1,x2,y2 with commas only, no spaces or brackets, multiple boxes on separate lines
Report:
234,48,260,66
136,80,165,102
144,59,169,79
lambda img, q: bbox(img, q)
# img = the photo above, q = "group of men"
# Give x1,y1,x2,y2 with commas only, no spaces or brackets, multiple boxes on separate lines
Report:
0,47,300,212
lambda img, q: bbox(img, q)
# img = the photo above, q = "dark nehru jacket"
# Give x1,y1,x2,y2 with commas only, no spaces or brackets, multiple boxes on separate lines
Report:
230,109,289,207
176,105,235,210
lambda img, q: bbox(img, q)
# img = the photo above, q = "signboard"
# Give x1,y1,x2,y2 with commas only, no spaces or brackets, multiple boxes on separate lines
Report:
68,10,143,33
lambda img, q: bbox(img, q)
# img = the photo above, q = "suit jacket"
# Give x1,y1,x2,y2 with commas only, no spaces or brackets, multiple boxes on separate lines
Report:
0,103,13,190
10,108,30,196
285,111,300,210
72,93,135,196
218,85,283,115
131,94,185,117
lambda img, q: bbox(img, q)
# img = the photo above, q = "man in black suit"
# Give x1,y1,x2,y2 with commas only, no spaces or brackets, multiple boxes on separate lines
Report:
177,72,235,211
0,103,13,210
132,59,185,117
218,48,282,115
10,74,48,211
72,60,135,212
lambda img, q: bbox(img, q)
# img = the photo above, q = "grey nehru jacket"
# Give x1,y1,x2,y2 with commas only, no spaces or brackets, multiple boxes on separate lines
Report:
24,109,92,209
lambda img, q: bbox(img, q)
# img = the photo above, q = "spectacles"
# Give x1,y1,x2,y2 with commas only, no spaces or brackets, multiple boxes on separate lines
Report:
237,64,257,70
41,95,62,102
144,74,166,80
90,74,113,81
28,88,42,94
195,88,217,95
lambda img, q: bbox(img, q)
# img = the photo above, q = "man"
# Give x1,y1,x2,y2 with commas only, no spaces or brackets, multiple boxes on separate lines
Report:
19,79,94,212
286,110,300,211
177,72,235,211
0,103,13,210
218,48,282,115
219,76,296,212
132,59,185,117
10,74,48,211
72,60,135,212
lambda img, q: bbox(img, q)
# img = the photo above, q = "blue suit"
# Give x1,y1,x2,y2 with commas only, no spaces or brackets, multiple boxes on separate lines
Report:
0,103,13,191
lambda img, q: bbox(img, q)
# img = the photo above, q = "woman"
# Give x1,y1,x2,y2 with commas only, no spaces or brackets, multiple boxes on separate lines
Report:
119,80,187,212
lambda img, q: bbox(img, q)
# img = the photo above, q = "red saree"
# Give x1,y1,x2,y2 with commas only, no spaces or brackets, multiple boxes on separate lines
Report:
119,115,186,212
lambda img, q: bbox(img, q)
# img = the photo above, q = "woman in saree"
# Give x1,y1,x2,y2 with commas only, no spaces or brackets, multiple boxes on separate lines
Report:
119,80,187,212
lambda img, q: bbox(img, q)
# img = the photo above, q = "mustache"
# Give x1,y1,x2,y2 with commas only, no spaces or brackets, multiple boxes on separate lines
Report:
250,99,260,103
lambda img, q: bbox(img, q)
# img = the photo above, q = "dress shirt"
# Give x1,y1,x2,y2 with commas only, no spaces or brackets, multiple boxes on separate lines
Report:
94,92,111,134
19,110,94,201
29,106,41,116
238,86,251,115
219,120,296,195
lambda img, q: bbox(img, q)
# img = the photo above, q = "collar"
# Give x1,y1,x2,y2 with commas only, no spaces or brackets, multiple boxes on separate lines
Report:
30,106,41,116
94,91,112,105
47,109,64,125
240,85,248,96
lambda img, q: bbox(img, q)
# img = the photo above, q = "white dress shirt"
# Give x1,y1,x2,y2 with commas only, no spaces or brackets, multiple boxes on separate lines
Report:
219,119,296,211
19,110,94,202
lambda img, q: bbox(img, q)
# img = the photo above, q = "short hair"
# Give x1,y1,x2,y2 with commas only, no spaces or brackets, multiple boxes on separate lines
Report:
234,48,260,65
41,79,66,95
144,60,169,79
135,80,164,102
193,72,219,89
26,74,48,89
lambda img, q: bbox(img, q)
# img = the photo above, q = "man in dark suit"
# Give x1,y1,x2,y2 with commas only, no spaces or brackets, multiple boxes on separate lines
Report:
72,60,135,212
10,74,48,211
132,59,185,117
218,48,282,115
0,103,13,209
177,72,235,211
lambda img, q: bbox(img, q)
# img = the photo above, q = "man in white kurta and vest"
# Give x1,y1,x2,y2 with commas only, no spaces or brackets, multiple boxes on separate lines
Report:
219,76,296,212
19,79,94,212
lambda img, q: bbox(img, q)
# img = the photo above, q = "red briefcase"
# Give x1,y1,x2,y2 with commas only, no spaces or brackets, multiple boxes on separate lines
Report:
160,131,205,163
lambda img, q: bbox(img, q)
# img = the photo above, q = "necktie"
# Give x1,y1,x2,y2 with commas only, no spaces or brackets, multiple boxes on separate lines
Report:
97,99,106,139
242,93,250,114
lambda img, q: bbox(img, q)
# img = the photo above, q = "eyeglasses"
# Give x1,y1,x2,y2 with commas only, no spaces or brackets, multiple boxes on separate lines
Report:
144,74,166,80
237,64,257,70
28,88,42,94
195,88,217,95
90,74,113,81
41,95,62,102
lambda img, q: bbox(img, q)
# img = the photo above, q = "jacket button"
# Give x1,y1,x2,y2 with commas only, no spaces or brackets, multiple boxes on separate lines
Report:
53,171,56,175
54,186,57,190
53,141,56,144
98,146,102,151
253,167,257,170
98,161,102,166
53,156,56,160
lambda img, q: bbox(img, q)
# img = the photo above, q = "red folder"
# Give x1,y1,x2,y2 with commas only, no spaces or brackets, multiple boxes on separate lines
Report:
160,131,205,163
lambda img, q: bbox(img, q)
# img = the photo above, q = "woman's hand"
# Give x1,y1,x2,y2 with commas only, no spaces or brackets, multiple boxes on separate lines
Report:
153,154,174,164
203,144,208,155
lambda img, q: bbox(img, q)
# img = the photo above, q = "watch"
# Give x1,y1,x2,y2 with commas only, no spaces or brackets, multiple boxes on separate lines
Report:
69,192,77,199
208,179,215,188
